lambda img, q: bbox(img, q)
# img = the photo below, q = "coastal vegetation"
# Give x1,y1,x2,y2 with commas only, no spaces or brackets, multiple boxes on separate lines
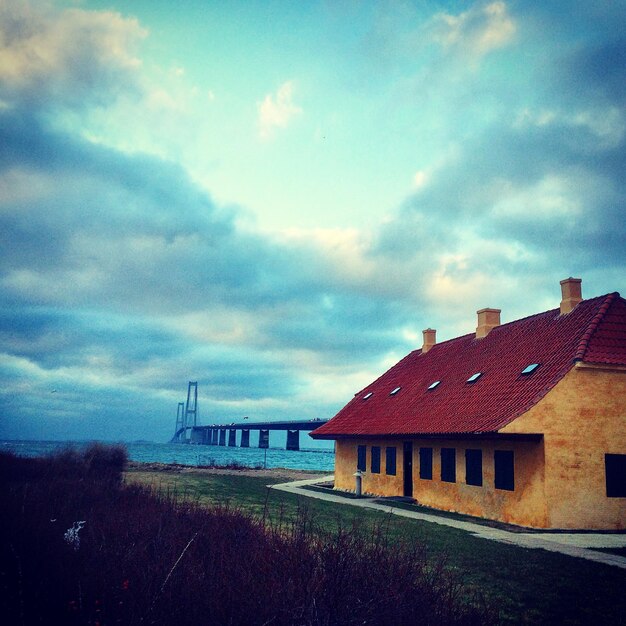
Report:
129,465,626,625
1,445,492,625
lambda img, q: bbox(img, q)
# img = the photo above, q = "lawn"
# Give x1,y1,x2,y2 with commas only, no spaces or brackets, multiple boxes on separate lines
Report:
127,468,626,625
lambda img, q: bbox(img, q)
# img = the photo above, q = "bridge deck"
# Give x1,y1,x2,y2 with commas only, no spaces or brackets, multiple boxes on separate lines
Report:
194,420,327,431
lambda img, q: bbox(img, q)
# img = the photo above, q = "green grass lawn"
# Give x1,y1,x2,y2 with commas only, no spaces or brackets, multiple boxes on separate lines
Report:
127,468,626,625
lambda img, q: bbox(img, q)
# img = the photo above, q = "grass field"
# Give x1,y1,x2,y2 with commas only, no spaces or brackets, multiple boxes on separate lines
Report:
127,468,626,625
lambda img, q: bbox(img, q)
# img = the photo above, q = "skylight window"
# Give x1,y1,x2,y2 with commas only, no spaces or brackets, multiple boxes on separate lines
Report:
521,363,540,375
427,380,441,390
363,392,373,400
466,372,483,383
390,386,401,395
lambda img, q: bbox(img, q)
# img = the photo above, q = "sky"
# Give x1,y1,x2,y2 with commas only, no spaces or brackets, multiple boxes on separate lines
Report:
0,0,624,443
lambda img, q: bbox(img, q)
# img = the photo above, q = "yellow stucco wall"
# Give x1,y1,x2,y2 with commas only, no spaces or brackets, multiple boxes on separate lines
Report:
335,440,404,498
501,364,626,529
412,439,547,527
335,438,547,527
334,365,626,529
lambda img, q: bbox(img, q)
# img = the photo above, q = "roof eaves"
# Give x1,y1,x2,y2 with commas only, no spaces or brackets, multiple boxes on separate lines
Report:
311,430,542,441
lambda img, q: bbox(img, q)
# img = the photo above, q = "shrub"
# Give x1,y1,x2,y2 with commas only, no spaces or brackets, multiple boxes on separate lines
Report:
82,442,128,481
196,456,263,470
0,451,494,625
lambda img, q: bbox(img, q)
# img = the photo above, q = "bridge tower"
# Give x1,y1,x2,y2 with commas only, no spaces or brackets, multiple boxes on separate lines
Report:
184,381,198,430
170,402,186,442
175,402,185,436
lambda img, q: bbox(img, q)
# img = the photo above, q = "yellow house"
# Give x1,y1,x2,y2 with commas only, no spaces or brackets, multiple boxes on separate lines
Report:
311,278,626,530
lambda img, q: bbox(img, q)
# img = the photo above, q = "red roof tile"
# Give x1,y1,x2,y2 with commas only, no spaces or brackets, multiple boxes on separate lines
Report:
311,293,626,439
579,295,626,365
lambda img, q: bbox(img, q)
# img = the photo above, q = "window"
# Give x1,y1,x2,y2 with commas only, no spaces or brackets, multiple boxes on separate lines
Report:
521,363,540,375
419,447,433,479
441,448,456,483
605,454,626,497
371,446,381,474
494,450,514,491
427,380,441,390
363,392,373,400
357,445,366,472
465,449,483,486
390,386,401,395
386,447,397,476
466,372,483,383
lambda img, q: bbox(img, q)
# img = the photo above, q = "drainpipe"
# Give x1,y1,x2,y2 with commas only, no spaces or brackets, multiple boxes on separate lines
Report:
353,470,363,497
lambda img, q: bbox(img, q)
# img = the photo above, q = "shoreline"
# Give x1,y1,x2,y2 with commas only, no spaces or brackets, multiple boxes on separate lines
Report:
127,460,329,481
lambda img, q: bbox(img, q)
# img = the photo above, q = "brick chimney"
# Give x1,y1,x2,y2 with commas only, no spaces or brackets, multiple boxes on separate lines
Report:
476,308,501,339
560,277,582,314
422,328,436,353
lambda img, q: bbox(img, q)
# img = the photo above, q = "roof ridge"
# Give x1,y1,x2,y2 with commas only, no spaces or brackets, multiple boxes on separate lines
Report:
492,292,613,331
574,292,619,362
426,310,562,349
423,293,612,350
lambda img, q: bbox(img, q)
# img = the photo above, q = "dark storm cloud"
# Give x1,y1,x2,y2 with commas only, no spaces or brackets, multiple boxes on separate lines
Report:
1,0,624,441
372,1,626,291
0,307,186,370
260,292,410,358
0,1,392,441
0,101,410,342
0,110,233,282
0,91,409,439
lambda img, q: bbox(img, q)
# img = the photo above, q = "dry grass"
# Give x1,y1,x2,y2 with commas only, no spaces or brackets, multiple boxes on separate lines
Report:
0,447,494,625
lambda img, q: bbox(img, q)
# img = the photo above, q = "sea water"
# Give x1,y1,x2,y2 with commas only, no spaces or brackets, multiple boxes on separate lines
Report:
0,439,335,472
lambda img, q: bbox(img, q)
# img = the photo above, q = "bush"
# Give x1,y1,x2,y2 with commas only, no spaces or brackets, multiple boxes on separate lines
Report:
0,443,128,483
82,442,128,481
0,450,494,625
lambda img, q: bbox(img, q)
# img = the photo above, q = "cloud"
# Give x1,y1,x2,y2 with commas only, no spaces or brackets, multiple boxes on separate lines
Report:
412,170,428,189
355,2,626,336
257,80,302,140
0,2,407,441
432,1,516,59
0,0,146,110
0,0,624,444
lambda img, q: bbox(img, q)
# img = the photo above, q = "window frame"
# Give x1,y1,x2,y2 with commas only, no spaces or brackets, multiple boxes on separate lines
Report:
465,448,483,486
385,446,397,476
441,447,456,483
419,447,433,480
494,450,515,491
371,446,381,474
357,445,366,472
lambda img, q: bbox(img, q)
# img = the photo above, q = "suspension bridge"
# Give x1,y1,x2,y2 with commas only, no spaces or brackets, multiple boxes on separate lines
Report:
170,382,328,451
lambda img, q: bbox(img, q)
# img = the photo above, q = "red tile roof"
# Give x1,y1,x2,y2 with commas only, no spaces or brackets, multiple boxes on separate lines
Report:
311,293,626,439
